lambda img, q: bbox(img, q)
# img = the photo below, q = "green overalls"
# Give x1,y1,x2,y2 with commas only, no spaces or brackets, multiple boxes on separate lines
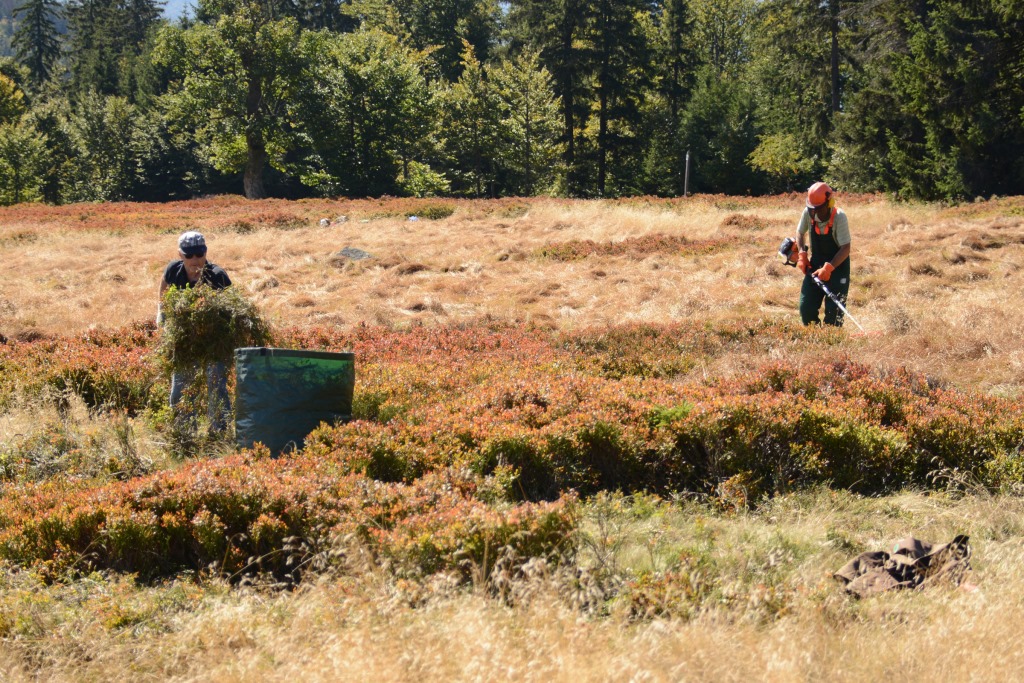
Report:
800,208,851,327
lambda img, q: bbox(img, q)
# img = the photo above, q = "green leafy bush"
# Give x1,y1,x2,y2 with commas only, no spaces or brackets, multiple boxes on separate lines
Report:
159,286,272,373
411,204,456,220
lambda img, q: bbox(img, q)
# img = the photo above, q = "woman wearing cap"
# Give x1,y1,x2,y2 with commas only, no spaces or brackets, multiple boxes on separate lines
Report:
158,231,233,433
793,182,851,327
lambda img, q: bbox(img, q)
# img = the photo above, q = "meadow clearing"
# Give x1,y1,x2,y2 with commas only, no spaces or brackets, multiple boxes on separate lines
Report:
1,194,1024,681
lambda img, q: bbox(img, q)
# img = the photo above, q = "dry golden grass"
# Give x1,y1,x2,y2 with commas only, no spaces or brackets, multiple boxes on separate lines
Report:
0,395,174,482
4,194,1024,680
3,194,1024,394
1,490,1022,682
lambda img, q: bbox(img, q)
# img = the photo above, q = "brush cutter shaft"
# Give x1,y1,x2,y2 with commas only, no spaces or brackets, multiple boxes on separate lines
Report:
811,275,865,332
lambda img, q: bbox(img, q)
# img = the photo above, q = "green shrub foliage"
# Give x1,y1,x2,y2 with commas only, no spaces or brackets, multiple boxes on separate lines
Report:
159,286,272,373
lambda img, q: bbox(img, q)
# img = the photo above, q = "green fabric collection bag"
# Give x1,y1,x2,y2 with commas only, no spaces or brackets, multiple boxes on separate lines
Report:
235,347,355,455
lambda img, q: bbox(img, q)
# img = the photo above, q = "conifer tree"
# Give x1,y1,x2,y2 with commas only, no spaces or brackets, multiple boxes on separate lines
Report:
490,49,563,195
587,0,654,195
440,43,500,196
506,0,593,195
66,0,163,97
13,0,62,85
364,0,499,81
642,0,699,195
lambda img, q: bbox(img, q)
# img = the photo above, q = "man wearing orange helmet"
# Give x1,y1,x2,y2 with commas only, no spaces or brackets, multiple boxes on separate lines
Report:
794,181,851,326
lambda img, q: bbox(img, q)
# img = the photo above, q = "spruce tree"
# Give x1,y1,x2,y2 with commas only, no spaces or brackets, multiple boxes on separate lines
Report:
587,0,653,196
13,0,62,85
642,0,699,195
490,50,563,195
375,0,498,81
506,0,594,195
66,0,163,97
440,43,501,196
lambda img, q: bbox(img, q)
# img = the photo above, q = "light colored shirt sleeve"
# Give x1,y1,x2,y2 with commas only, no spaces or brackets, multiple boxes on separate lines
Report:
833,210,851,246
797,210,811,237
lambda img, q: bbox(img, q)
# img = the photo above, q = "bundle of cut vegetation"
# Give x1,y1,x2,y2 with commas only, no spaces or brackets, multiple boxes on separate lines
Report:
159,286,272,374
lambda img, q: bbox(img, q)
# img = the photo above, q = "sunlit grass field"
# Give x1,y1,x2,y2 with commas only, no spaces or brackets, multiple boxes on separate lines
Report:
1,194,1024,681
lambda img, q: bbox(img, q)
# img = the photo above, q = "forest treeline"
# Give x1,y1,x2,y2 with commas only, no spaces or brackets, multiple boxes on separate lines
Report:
0,0,1022,203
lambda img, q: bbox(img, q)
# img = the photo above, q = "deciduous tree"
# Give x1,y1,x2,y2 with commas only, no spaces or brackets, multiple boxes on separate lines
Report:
66,90,163,201
0,73,26,124
0,119,47,204
295,28,436,196
157,0,306,199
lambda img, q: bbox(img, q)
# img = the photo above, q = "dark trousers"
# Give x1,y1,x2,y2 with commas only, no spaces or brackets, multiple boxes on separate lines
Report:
800,273,851,327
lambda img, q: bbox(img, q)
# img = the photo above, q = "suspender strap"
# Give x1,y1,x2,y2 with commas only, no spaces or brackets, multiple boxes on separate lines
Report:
811,207,837,235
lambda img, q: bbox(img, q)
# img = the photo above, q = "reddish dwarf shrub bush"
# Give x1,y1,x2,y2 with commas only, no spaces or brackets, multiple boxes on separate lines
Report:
0,452,576,581
3,319,1024,580
0,323,162,412
296,326,1024,500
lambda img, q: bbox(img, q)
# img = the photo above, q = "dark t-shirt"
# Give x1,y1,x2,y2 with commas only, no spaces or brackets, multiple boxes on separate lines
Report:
163,261,232,290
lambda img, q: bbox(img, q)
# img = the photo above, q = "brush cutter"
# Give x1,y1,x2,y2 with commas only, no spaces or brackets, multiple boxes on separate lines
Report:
777,237,867,333
811,274,866,332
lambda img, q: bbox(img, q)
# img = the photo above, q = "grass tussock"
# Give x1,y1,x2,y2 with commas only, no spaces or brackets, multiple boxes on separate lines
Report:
0,397,167,485
536,234,733,261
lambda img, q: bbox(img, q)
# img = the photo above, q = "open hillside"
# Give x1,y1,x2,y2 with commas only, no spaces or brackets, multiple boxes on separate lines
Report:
1,195,1024,680
2,193,1023,392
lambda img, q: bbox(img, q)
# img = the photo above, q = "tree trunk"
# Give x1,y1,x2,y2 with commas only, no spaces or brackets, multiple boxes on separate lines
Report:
830,0,840,114
243,73,267,200
597,2,609,197
474,123,483,197
524,96,533,195
244,132,267,200
563,84,574,185
560,2,576,193
598,85,607,197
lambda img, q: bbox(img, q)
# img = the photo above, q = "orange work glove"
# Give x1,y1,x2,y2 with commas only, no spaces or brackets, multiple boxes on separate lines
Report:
797,251,810,275
812,262,835,282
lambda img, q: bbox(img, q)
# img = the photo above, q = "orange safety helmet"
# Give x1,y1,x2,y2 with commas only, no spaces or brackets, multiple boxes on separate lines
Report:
806,181,833,209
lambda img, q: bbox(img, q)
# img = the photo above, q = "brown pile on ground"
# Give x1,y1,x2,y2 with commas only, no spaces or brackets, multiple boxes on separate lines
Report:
835,535,972,598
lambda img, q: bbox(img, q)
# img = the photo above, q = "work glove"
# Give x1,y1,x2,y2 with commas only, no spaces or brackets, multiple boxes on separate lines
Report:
797,251,810,275
812,262,835,282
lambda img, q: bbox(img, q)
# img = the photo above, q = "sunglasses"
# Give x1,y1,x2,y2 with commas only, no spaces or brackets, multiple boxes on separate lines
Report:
182,249,207,259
